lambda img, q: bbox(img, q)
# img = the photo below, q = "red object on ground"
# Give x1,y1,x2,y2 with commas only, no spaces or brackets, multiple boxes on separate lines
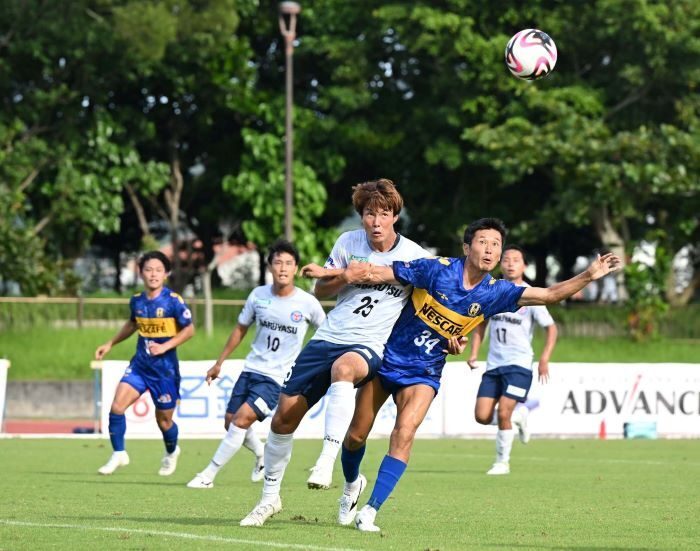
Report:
598,419,607,440
3,419,96,434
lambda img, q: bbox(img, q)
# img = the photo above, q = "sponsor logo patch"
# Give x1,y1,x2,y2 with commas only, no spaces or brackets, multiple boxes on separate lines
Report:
290,310,303,323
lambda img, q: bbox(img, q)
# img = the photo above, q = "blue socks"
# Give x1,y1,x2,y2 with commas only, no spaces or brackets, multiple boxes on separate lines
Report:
341,444,366,483
367,455,407,511
161,422,179,454
108,412,126,452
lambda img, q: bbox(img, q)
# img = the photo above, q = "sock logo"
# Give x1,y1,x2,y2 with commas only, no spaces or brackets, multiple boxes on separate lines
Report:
324,435,340,445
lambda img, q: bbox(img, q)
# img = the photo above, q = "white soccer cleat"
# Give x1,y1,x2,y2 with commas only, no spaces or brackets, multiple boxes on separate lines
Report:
307,463,333,490
250,456,265,483
354,504,380,532
338,474,367,526
239,496,282,527
487,461,510,475
514,407,531,444
158,445,181,476
98,451,130,475
186,473,214,489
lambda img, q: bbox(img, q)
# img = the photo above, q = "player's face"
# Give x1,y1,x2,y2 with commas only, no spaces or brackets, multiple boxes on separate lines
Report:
362,206,398,249
463,229,502,272
269,252,297,287
501,249,526,281
140,259,168,291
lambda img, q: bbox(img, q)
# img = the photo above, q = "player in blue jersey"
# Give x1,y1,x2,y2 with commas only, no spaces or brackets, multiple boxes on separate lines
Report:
468,244,558,476
186,240,326,489
309,217,620,532
95,251,194,476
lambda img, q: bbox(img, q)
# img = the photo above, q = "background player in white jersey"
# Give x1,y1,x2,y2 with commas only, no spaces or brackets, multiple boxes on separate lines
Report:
468,244,558,475
186,240,325,489
240,179,429,527
309,218,620,532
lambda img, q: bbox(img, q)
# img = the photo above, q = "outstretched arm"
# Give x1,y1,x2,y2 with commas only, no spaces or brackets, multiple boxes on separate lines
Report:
206,323,249,384
537,323,558,383
302,260,399,286
519,253,621,306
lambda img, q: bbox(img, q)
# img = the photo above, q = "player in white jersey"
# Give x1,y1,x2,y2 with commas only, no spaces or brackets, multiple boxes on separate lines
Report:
186,240,325,489
240,179,429,527
469,244,558,475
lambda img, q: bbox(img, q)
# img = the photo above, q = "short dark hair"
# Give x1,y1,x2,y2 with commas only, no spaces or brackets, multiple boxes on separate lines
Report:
463,218,507,246
267,239,300,265
503,244,528,265
351,178,404,216
138,251,171,272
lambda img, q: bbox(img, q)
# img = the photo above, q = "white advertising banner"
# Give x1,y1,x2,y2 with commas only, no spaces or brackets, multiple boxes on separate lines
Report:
95,361,700,439
0,359,9,432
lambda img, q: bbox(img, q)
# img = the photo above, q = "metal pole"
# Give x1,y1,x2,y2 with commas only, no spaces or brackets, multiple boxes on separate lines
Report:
279,2,300,242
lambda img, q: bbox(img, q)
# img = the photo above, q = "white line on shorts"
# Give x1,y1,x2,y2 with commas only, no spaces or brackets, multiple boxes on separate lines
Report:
0,519,360,551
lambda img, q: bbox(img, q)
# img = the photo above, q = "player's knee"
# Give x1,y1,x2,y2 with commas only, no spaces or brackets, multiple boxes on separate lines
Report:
475,411,492,425
156,417,173,432
330,362,355,382
270,413,297,435
391,424,417,448
110,403,127,416
345,427,368,450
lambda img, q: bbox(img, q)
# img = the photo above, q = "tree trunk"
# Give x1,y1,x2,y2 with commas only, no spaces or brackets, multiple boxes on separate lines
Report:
591,206,628,301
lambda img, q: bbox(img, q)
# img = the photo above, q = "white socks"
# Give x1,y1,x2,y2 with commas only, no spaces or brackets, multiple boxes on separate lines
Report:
496,429,515,464
261,430,294,505
315,381,355,469
201,424,247,480
243,427,265,458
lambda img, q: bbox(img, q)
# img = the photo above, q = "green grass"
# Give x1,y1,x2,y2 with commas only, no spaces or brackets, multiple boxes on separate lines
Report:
0,438,698,549
0,326,697,380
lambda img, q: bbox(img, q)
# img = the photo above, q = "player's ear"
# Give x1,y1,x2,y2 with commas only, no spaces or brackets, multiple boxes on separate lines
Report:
462,242,470,256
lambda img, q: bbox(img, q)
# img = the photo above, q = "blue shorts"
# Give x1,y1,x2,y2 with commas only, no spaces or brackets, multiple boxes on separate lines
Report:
477,365,533,403
121,364,180,410
227,371,282,420
282,340,382,408
378,362,441,398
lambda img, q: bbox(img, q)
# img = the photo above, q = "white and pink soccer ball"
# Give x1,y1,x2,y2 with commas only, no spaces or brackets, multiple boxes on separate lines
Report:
505,29,557,80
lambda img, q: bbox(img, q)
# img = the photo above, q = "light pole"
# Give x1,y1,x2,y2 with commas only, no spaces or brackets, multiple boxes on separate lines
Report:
279,1,300,242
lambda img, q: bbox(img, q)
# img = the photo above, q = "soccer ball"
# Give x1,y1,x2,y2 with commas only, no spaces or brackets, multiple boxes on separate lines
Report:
505,29,557,80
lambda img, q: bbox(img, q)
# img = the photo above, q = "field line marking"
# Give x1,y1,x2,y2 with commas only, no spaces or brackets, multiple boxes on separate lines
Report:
420,452,700,467
0,519,359,551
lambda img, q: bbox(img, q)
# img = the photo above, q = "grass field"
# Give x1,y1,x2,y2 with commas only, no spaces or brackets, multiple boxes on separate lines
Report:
1,327,699,380
1,438,699,549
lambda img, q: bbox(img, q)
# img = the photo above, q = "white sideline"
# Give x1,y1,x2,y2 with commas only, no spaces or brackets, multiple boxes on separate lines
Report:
0,519,360,551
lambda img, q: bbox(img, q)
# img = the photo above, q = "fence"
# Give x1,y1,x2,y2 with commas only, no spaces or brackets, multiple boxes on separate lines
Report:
2,297,699,338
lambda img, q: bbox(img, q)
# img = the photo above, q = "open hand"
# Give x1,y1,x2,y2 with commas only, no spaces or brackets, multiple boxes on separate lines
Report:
587,253,622,281
442,336,467,356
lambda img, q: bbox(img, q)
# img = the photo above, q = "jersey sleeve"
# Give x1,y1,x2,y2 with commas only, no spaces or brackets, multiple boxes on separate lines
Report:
129,296,137,322
308,296,327,328
391,257,436,289
323,234,349,269
532,305,555,327
171,293,193,327
489,280,527,315
237,290,257,327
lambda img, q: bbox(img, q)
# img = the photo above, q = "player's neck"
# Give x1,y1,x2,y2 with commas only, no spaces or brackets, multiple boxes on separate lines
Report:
463,263,488,290
368,231,398,253
272,282,295,297
507,276,524,285
145,288,163,299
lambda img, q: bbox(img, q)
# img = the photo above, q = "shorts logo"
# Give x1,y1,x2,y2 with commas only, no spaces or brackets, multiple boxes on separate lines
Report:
157,393,172,403
290,310,303,323
468,303,482,317
156,308,165,318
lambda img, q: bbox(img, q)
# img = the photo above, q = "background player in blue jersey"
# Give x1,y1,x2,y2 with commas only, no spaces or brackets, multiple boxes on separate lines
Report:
468,245,559,475
95,251,194,476
311,217,621,532
186,240,326,489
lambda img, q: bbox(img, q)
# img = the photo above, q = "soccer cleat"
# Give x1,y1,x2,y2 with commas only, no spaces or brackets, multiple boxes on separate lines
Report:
354,504,380,532
158,445,181,476
487,461,510,475
186,473,214,489
98,451,130,475
514,407,531,444
250,456,265,483
239,496,282,527
338,474,367,525
307,463,333,490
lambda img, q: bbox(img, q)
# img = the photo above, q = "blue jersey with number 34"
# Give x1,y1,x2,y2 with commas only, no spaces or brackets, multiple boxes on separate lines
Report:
382,257,525,379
